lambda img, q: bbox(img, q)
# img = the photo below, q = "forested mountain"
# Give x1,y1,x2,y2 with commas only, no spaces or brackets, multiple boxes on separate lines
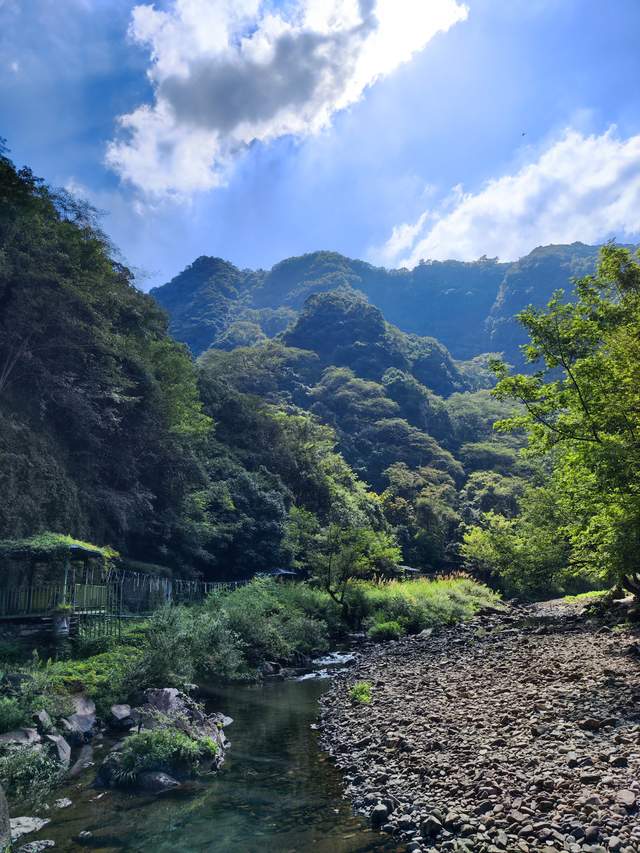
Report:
152,243,604,366
0,150,525,582
6,147,634,598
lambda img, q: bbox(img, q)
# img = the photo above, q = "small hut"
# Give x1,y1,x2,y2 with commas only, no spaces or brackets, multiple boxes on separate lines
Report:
0,532,118,641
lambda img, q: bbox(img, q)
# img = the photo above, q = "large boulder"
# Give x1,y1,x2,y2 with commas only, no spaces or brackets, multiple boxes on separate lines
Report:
96,689,230,792
46,734,71,769
137,771,181,793
9,818,49,844
0,730,40,748
60,697,97,745
108,705,134,731
138,689,228,743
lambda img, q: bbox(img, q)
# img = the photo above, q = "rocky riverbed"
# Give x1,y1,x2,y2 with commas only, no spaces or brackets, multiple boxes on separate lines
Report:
319,599,640,852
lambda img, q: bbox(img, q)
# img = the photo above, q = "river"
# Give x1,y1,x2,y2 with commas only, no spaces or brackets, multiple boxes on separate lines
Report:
26,667,398,852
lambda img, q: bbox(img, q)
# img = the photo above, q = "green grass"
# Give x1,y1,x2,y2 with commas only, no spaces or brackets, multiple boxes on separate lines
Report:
349,681,373,705
0,745,62,806
113,727,218,785
562,590,607,602
353,575,500,636
0,531,118,560
367,620,405,642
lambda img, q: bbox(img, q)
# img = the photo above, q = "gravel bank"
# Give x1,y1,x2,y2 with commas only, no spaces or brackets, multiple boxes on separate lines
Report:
319,601,640,852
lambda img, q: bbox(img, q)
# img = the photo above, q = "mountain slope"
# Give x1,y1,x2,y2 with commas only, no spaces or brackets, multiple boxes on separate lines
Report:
151,243,604,365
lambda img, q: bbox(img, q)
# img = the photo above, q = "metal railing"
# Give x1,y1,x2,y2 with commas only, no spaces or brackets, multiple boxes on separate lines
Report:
0,568,249,639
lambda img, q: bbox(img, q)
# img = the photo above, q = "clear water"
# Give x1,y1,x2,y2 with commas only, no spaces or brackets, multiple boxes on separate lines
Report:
27,677,397,853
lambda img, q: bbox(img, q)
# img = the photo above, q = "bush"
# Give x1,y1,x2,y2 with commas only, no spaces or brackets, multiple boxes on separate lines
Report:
346,577,499,634
0,745,62,806
367,620,405,642
210,579,330,664
0,697,26,733
125,606,197,691
349,681,373,705
44,646,141,715
113,727,217,785
128,606,248,689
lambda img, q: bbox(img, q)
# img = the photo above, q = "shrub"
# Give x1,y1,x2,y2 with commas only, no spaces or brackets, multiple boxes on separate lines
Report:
0,638,27,664
125,606,197,691
210,579,329,664
351,577,499,634
114,727,217,785
128,606,248,688
367,620,405,642
0,745,62,806
190,610,247,682
44,646,141,715
349,681,373,705
0,697,26,733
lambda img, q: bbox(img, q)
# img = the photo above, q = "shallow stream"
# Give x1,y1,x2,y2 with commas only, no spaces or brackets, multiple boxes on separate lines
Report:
25,664,397,852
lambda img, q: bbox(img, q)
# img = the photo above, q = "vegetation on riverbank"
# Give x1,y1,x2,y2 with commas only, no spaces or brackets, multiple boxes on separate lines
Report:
0,575,496,806
0,577,497,717
462,245,640,598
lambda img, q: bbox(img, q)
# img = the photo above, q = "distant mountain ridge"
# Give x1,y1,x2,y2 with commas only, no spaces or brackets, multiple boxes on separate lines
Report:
151,243,604,366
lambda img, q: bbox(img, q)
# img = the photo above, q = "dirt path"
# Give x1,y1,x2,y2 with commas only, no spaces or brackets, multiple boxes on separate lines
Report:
319,601,640,852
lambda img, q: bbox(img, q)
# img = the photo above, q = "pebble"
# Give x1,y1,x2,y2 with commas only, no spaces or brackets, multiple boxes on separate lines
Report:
319,599,640,852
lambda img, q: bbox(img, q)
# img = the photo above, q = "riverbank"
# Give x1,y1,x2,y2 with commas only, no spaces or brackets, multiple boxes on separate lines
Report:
319,599,640,852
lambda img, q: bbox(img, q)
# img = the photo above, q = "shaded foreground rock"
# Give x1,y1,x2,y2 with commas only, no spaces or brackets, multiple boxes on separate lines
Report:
320,601,640,852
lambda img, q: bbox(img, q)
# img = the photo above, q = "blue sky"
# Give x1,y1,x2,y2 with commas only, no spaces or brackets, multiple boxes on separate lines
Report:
2,0,640,288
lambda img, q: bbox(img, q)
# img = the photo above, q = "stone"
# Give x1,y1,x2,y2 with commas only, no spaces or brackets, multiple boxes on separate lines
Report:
61,700,96,745
615,790,636,808
17,843,55,852
33,710,53,734
46,734,71,768
371,803,389,828
136,771,181,793
10,818,50,843
68,744,94,778
421,815,443,839
0,729,41,747
109,704,133,730
318,598,640,853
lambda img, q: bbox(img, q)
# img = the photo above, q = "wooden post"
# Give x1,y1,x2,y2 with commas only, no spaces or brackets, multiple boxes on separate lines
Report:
62,557,70,607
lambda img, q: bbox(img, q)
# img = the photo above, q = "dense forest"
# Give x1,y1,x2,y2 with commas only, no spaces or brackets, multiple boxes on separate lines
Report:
3,145,640,601
152,243,606,367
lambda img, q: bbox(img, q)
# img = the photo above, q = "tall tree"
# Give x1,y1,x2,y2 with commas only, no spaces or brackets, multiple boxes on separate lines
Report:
491,245,640,590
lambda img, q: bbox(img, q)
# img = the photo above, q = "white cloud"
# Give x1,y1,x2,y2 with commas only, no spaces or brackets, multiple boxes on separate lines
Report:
375,128,640,267
106,0,468,196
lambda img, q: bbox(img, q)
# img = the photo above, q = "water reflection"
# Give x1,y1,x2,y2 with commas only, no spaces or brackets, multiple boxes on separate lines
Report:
32,678,397,853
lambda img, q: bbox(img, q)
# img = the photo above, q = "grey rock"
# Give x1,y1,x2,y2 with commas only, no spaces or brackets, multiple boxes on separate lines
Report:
136,771,180,793
68,744,93,778
46,734,71,768
371,803,389,828
33,710,53,734
0,729,41,747
17,842,55,852
109,704,132,730
10,818,50,843
421,815,443,839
